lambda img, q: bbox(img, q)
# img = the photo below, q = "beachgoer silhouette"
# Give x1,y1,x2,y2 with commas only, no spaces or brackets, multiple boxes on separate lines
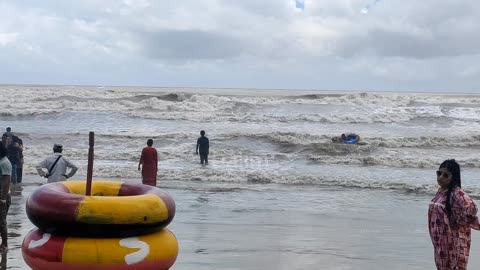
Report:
196,130,209,165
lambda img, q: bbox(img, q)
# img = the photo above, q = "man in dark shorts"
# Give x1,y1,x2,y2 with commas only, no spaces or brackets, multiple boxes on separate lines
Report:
0,144,11,251
196,130,209,165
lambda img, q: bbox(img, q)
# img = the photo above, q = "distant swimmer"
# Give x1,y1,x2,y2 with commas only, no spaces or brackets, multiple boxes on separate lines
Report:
332,133,361,144
138,139,158,186
196,130,209,165
36,144,78,183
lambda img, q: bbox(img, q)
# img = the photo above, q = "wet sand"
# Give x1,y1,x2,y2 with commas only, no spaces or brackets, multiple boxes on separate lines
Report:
5,176,480,270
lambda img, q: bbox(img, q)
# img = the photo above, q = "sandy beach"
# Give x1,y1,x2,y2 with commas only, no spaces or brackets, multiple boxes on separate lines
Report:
3,175,480,270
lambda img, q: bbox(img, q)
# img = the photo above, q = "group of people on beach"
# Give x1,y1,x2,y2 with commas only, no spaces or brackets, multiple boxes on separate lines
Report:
0,127,26,251
30,129,209,188
0,126,479,269
0,127,210,253
0,127,25,251
0,128,24,188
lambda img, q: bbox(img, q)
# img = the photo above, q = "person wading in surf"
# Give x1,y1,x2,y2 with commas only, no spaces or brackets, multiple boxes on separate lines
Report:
196,130,209,165
138,139,158,186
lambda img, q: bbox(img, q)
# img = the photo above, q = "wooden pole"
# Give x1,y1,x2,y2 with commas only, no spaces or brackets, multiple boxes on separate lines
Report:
86,132,94,196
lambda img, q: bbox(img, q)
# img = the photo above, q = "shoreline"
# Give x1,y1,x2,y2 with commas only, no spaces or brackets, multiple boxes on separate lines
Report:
2,83,480,96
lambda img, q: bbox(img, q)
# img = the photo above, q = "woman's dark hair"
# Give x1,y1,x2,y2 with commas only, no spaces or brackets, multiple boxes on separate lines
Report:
0,143,7,158
439,159,461,224
147,139,153,147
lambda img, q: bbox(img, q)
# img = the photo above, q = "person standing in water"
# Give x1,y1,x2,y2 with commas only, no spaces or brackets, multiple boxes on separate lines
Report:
138,139,158,186
428,159,480,270
196,130,209,165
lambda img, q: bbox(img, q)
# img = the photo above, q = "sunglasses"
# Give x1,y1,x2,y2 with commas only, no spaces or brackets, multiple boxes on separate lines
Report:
436,171,451,178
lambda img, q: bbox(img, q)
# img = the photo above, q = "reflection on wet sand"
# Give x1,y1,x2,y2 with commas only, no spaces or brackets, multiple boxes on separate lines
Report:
5,183,36,269
0,252,6,270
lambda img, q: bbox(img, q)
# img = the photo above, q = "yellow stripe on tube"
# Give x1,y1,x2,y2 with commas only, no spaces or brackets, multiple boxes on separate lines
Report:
63,181,123,196
76,194,169,224
62,229,179,264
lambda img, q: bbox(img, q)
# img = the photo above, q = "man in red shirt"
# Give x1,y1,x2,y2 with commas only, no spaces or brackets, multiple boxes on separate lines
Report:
138,139,158,186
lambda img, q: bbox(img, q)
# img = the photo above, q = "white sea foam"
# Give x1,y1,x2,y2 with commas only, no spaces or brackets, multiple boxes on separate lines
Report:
4,85,480,197
3,87,480,122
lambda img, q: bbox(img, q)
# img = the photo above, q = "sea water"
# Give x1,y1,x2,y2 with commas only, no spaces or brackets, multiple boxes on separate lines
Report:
2,85,480,269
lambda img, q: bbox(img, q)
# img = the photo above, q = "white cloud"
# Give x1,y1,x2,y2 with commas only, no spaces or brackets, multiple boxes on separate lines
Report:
0,32,19,46
123,0,150,9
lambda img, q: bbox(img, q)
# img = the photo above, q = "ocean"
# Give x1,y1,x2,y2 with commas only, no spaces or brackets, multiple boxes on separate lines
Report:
1,85,480,269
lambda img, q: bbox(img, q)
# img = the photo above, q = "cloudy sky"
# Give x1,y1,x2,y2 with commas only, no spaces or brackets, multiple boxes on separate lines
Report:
1,0,479,92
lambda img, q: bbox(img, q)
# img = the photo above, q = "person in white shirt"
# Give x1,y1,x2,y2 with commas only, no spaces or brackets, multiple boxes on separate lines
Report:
36,144,78,183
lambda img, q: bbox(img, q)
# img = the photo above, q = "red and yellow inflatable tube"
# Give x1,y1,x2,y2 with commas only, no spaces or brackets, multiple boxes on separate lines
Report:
22,228,178,270
26,181,176,237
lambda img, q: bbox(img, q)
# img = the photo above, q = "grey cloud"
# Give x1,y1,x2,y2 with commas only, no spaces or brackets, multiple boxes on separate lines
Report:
336,21,480,59
334,1,480,59
141,30,248,60
293,1,475,60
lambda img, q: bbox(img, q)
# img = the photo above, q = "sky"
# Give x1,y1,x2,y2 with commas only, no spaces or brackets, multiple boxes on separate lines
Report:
1,0,480,92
